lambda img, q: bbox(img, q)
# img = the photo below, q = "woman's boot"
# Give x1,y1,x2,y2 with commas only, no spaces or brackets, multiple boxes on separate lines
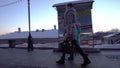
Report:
56,53,65,64
56,57,65,64
81,54,91,67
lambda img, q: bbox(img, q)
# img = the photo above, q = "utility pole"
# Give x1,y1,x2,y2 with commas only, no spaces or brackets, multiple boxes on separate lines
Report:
27,0,33,51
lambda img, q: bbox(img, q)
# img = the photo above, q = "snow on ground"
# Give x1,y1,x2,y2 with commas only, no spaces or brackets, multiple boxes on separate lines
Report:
94,44,120,49
0,43,120,49
15,43,58,48
0,44,9,47
81,44,120,49
0,43,59,48
33,43,58,48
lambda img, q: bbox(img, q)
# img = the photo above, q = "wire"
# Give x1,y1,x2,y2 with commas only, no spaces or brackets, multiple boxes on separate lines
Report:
0,0,22,8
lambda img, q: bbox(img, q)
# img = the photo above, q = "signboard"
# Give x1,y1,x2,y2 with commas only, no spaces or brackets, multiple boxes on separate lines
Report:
53,0,94,39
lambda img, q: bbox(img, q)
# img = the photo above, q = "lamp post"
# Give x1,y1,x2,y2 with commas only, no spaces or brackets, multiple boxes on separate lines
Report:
27,0,33,51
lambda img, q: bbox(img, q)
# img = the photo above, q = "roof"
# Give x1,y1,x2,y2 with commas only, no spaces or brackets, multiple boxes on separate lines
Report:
103,32,120,38
0,30,58,40
53,0,94,7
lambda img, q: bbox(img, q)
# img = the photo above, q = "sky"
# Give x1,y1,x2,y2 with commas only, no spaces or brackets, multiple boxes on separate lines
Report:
0,0,120,35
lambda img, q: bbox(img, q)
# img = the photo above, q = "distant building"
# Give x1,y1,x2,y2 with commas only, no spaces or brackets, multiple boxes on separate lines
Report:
103,32,120,44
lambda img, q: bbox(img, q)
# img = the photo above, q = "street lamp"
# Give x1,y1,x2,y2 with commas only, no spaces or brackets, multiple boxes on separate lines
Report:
27,0,33,51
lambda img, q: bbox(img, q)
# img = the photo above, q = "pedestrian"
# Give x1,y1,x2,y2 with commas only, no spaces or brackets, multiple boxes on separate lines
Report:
56,3,91,67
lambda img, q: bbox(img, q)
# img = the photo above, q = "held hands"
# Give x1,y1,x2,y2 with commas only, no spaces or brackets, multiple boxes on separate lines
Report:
73,23,81,28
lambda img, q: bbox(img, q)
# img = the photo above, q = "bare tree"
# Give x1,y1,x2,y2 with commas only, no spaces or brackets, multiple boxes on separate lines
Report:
108,28,120,32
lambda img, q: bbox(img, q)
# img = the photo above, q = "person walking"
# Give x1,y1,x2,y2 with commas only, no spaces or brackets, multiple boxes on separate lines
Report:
56,3,91,67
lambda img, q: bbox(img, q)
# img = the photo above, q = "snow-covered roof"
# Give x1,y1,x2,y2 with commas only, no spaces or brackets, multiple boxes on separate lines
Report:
0,30,58,40
103,32,120,38
53,0,94,7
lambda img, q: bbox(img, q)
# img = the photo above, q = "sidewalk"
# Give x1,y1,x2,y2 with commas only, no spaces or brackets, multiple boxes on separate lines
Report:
0,48,119,68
